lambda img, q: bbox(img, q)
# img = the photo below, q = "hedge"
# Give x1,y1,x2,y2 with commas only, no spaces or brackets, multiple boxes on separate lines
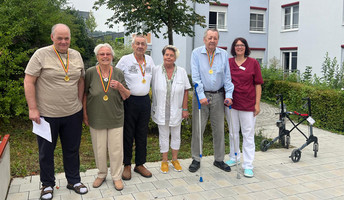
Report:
262,79,344,133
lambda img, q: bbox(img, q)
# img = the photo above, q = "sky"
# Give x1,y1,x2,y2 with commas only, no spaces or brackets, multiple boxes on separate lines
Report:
67,0,124,32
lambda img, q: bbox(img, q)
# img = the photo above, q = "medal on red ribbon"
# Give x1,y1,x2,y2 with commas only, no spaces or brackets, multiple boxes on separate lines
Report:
207,50,215,74
135,55,147,84
52,45,70,81
97,66,113,101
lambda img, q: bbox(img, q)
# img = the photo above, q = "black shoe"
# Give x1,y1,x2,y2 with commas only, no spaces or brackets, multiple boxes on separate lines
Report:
213,161,231,172
188,160,200,173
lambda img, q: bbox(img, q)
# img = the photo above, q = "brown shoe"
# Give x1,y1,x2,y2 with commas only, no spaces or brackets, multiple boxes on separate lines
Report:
122,165,131,180
134,165,152,178
92,177,105,188
114,179,124,191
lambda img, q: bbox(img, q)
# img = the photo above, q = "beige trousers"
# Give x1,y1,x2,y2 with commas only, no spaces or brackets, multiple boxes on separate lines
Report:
90,126,123,181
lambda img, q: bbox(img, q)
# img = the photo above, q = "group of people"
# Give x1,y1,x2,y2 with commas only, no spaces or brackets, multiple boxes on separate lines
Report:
24,24,263,200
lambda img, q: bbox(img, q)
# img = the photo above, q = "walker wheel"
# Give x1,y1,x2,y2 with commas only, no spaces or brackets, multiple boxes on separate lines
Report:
290,149,301,162
260,139,269,152
313,143,319,157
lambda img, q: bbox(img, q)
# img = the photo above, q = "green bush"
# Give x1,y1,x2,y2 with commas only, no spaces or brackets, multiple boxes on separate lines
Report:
262,79,344,133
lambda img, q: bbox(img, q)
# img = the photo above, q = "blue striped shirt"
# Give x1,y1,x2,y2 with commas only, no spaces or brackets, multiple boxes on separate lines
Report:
191,46,234,100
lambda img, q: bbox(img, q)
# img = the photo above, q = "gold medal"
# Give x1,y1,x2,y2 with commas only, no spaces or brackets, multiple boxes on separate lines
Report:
209,69,213,74
103,95,108,101
64,75,70,82
142,79,146,84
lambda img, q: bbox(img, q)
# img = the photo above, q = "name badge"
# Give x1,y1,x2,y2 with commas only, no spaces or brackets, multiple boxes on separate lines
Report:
239,66,246,71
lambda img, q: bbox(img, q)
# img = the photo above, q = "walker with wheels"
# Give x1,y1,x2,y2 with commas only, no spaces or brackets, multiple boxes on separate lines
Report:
260,94,319,162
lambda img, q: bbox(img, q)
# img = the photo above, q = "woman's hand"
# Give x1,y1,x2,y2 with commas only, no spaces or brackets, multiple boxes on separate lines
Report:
83,112,89,126
182,110,189,119
110,80,122,90
254,104,260,116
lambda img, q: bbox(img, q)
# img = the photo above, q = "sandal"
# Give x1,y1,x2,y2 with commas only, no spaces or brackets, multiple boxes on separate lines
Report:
67,182,88,195
40,186,53,200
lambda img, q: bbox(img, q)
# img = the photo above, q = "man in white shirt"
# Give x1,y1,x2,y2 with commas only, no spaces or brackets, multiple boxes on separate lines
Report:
116,35,155,180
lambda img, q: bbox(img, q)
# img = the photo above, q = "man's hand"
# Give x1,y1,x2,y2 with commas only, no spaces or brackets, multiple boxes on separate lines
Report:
29,108,41,124
200,98,209,105
224,98,233,107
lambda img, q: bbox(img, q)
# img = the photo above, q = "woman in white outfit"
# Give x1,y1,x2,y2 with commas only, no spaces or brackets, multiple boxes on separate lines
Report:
151,45,191,173
225,37,263,178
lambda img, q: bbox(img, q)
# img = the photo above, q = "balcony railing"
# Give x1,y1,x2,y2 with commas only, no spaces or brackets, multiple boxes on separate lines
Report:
250,27,266,32
282,24,299,30
209,24,227,30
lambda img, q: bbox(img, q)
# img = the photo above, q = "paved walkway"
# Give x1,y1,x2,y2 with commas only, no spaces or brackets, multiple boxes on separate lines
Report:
6,102,344,200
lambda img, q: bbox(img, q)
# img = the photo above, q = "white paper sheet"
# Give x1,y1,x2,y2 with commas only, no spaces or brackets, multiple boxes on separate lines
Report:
32,117,52,143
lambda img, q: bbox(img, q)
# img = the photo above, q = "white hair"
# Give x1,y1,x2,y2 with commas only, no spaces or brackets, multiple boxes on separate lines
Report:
94,43,115,57
162,45,180,59
203,28,219,39
131,34,147,45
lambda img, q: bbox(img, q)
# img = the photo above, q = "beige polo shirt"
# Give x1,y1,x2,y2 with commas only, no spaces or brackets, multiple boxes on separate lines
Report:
25,45,85,117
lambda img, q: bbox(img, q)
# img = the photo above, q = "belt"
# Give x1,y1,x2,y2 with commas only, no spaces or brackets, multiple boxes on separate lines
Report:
204,87,224,94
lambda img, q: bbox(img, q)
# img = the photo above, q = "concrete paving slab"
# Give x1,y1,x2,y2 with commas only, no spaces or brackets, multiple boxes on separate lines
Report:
5,102,344,200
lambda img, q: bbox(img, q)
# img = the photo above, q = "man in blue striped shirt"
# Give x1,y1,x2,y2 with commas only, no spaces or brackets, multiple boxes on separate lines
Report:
189,28,234,173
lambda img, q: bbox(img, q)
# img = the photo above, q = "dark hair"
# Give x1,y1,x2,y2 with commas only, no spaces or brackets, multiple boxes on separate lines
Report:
230,37,251,57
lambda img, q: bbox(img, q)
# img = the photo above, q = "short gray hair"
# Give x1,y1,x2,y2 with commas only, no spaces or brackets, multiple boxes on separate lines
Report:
162,45,180,59
203,28,219,39
51,24,70,37
131,34,147,45
94,43,115,57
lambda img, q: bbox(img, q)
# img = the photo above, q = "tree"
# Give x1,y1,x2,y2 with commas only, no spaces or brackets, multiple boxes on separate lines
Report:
85,11,98,33
0,0,95,121
94,0,218,45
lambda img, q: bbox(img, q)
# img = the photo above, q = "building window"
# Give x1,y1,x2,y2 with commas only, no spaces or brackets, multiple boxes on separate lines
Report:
282,51,298,71
209,5,227,31
256,58,263,66
250,13,264,32
250,48,265,66
282,2,299,30
250,7,266,32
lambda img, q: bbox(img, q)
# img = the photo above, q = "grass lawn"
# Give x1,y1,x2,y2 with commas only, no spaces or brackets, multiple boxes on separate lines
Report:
1,117,280,178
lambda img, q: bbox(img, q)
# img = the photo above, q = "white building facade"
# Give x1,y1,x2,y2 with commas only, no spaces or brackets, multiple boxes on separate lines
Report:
126,0,344,76
268,0,344,76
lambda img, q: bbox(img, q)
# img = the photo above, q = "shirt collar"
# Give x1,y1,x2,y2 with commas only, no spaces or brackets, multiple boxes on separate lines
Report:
201,45,219,55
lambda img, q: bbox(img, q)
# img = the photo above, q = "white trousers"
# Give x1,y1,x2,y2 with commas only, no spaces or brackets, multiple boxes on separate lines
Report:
225,108,256,169
158,124,181,153
90,126,123,181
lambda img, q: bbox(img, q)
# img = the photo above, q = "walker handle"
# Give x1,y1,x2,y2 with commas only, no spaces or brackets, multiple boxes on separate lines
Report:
293,111,309,117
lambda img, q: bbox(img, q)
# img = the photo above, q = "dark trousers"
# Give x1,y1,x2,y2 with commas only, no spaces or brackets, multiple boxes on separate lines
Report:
38,110,83,187
123,95,151,166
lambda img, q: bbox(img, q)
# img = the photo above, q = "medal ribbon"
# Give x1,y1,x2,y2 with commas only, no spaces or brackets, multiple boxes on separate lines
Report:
97,66,113,94
52,45,69,75
207,50,215,68
135,55,146,79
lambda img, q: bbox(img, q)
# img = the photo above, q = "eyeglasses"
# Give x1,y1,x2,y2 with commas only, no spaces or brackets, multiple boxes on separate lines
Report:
235,44,245,48
98,53,112,57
